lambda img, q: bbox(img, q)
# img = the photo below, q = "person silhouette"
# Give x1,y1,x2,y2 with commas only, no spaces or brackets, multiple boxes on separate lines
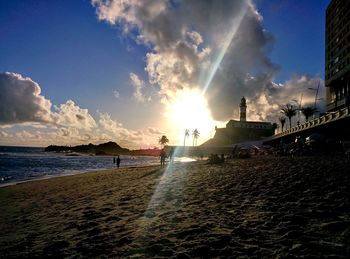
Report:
160,149,166,166
116,155,121,168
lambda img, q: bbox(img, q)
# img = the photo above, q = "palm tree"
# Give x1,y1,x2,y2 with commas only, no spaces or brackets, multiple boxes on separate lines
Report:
159,135,169,147
279,116,286,132
301,106,318,122
192,129,200,146
281,104,297,129
183,129,190,146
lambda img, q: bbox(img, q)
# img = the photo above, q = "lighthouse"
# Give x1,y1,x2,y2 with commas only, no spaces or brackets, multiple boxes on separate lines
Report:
240,96,246,122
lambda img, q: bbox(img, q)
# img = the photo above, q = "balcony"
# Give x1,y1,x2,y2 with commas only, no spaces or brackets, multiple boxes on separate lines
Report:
327,97,350,112
337,97,346,106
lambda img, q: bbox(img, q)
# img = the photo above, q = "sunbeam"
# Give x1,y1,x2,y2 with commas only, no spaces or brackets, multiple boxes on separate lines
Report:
133,162,189,246
201,3,249,95
133,4,251,240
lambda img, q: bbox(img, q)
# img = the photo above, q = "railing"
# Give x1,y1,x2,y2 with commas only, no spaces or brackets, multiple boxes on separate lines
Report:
274,106,350,138
327,102,336,111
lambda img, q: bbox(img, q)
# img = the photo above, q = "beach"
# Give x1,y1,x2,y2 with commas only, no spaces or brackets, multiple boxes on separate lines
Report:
1,156,350,258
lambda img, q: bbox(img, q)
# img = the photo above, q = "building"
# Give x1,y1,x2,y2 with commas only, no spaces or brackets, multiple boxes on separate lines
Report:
202,97,275,146
325,0,350,111
264,1,350,147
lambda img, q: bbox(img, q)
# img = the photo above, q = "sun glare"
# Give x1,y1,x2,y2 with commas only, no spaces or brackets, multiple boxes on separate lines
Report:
168,89,214,144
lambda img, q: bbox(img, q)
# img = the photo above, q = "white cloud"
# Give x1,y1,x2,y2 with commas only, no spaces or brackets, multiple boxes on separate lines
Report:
92,0,324,124
15,130,40,140
0,72,97,130
98,112,145,148
147,127,163,135
57,127,79,138
55,100,96,130
91,0,141,26
0,71,164,148
129,72,145,102
243,75,325,123
112,90,120,98
98,112,123,133
186,31,203,46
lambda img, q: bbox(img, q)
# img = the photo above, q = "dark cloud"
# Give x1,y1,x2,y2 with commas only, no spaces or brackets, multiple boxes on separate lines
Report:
76,114,85,120
0,72,97,129
93,0,325,122
0,72,53,125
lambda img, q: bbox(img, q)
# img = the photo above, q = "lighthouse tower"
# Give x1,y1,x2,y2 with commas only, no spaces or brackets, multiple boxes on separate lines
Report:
240,96,247,122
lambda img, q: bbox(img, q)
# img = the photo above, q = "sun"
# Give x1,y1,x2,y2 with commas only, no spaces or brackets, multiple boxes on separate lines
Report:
168,89,214,144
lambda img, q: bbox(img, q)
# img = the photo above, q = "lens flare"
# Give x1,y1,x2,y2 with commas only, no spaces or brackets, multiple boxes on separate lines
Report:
201,3,249,95
168,89,214,143
133,3,251,248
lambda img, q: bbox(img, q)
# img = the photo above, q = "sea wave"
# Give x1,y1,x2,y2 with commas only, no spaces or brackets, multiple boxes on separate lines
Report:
0,146,195,186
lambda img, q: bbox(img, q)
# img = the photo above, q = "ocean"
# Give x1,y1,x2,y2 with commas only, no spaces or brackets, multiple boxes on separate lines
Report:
0,146,192,187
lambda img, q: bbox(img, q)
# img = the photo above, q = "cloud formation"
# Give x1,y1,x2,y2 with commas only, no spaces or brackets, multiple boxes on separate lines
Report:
98,112,147,147
112,90,120,99
0,72,97,129
0,72,54,125
93,0,325,122
0,72,154,148
56,100,96,129
129,72,145,102
147,127,163,135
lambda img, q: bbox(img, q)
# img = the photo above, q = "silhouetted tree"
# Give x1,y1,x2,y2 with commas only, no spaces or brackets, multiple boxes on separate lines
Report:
302,106,318,122
281,104,297,129
184,129,190,146
159,135,169,147
279,116,286,132
192,129,200,146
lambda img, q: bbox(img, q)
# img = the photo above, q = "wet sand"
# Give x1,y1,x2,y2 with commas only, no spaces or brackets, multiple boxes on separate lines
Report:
1,156,350,258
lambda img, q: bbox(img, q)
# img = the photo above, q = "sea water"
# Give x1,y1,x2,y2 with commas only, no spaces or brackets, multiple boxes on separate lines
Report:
0,146,192,187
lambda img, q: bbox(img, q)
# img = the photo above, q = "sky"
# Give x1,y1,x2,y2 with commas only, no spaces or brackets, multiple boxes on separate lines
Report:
0,0,330,148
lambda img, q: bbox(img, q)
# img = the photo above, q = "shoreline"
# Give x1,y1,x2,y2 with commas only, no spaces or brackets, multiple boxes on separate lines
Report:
0,160,197,188
1,156,349,258
0,164,160,189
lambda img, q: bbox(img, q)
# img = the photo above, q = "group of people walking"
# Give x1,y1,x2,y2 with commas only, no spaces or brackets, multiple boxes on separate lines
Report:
160,148,174,166
113,149,174,168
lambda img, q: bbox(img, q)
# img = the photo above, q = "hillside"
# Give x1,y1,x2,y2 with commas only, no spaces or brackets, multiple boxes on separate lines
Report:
45,141,130,155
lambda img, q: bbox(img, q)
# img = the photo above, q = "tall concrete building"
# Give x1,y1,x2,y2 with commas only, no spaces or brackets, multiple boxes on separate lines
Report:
325,0,350,111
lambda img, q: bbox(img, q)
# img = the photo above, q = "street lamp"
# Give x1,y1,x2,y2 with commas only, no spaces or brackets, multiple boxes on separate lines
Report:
308,80,320,110
308,81,325,119
292,93,303,125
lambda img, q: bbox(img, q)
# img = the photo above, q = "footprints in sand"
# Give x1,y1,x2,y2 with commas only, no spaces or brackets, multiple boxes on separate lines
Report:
2,158,350,258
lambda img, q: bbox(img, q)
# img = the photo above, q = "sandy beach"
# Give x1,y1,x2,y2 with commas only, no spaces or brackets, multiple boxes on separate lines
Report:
1,156,350,258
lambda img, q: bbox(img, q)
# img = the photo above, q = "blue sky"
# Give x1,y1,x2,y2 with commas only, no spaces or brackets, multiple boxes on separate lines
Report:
0,0,331,147
257,0,329,82
0,1,144,117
